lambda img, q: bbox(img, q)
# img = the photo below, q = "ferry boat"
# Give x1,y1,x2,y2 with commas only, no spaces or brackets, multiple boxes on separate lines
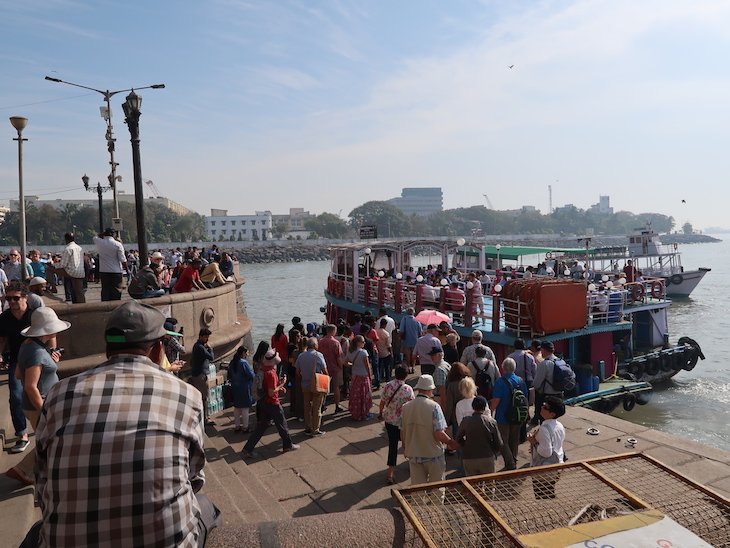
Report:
324,239,704,412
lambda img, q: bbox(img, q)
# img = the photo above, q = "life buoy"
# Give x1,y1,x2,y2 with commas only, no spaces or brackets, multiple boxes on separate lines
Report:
677,336,705,373
659,352,673,373
622,394,636,412
645,356,660,376
631,284,645,301
627,360,644,378
673,243,678,251
650,280,663,299
670,274,683,286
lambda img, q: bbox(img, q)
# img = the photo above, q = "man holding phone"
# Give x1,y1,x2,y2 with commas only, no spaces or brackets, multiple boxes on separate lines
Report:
241,349,300,458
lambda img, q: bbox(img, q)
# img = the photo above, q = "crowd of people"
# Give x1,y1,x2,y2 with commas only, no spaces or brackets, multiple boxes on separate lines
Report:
0,234,238,307
230,309,568,491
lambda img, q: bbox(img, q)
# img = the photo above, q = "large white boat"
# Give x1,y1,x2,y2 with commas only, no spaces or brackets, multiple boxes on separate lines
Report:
573,225,711,298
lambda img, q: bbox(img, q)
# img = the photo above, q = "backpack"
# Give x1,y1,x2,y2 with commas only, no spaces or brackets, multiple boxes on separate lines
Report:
504,378,529,425
471,360,494,399
550,359,576,393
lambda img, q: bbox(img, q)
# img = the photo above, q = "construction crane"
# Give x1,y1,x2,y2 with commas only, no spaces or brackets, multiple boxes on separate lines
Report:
145,179,162,198
482,194,494,209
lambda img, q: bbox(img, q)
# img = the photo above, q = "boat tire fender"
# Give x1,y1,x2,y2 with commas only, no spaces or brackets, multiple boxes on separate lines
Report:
670,274,683,286
627,360,644,378
684,348,699,371
671,351,685,371
660,352,673,373
650,280,664,299
587,427,600,436
678,336,705,360
645,356,660,376
622,394,636,412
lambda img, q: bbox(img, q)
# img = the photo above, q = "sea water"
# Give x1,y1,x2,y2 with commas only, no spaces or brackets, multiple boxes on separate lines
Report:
240,237,729,451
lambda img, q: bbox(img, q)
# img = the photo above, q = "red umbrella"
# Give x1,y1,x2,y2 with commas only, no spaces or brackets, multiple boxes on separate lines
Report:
414,309,451,326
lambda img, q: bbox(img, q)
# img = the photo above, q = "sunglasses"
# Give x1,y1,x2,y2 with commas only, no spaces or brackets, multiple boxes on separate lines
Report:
6,295,24,302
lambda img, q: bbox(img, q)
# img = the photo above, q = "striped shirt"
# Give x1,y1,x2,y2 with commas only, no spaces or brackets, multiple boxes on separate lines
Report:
35,354,206,547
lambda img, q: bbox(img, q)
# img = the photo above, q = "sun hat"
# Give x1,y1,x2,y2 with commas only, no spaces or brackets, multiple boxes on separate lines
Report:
414,374,436,391
21,307,71,337
105,301,169,344
151,251,164,259
28,276,47,287
263,349,281,366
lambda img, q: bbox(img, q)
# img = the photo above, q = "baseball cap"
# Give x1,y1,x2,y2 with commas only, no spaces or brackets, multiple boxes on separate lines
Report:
105,301,170,344
28,276,47,287
427,346,443,356
426,323,439,330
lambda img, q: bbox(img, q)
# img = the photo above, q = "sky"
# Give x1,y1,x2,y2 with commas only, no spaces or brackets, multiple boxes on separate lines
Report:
0,0,728,231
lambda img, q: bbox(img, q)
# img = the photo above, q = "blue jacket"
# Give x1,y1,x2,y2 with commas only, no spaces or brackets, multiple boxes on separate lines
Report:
492,373,528,425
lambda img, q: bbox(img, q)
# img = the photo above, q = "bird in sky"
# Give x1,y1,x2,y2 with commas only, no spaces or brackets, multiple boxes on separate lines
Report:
508,65,515,69
682,199,686,203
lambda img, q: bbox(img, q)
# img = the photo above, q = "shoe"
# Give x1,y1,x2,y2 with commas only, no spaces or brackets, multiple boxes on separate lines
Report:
234,426,242,432
242,427,252,433
241,449,257,459
9,439,29,454
304,429,313,435
283,444,300,452
334,405,344,413
6,467,33,485
311,430,325,437
387,476,396,485
206,419,216,426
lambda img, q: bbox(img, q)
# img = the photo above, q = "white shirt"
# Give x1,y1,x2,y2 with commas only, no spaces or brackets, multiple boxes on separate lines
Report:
534,418,565,461
377,315,396,337
455,397,491,426
94,236,126,273
60,241,85,279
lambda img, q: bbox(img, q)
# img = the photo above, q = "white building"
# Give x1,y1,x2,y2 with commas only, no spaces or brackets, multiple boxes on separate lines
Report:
387,187,443,216
205,209,272,241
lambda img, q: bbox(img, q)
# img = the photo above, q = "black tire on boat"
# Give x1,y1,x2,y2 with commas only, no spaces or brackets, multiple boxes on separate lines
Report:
670,274,683,286
645,356,660,376
622,394,636,412
660,352,673,373
671,351,685,371
627,360,644,378
684,348,699,371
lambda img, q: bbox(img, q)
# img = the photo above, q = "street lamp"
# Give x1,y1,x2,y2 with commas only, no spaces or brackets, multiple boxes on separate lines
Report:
9,116,28,275
83,174,112,233
495,243,502,269
44,76,165,225
122,90,149,267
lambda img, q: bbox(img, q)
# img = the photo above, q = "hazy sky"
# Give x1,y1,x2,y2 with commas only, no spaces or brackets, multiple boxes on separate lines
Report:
0,1,727,230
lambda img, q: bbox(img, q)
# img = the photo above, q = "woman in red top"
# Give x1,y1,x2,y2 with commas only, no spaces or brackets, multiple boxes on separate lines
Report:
270,323,289,368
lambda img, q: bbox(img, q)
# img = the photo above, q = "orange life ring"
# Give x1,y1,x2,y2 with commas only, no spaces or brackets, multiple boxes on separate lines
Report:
631,284,645,301
650,280,663,299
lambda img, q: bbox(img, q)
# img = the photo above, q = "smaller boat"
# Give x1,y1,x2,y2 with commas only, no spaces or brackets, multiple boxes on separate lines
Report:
618,337,705,383
564,377,653,414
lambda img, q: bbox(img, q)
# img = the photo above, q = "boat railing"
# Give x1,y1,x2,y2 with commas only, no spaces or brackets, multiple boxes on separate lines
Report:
621,277,667,305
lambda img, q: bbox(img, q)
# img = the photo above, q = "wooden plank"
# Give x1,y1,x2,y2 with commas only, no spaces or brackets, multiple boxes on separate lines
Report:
391,489,439,548
460,480,524,547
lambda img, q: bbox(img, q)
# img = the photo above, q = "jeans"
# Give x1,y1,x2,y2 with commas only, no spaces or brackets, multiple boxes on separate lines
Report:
379,355,393,383
8,362,27,437
385,422,400,466
371,354,380,386
243,401,293,452
141,289,166,299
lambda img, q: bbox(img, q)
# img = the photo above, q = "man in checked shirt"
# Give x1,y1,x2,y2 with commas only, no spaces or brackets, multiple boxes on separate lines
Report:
21,301,220,547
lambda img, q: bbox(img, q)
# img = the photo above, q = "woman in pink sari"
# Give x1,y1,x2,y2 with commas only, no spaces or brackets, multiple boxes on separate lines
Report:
347,335,373,421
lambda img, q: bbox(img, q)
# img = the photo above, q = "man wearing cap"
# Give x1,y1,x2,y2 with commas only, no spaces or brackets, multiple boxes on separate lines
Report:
430,347,451,406
26,277,47,311
94,228,128,301
190,328,215,425
532,341,564,426
413,324,443,376
128,262,165,299
400,374,457,487
242,349,299,458
23,301,219,547
456,396,503,476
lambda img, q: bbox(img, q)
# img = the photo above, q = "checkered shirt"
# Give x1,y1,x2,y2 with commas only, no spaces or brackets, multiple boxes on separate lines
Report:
34,354,206,547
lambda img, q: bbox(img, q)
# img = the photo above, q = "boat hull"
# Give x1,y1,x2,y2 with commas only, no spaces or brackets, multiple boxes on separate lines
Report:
663,268,711,298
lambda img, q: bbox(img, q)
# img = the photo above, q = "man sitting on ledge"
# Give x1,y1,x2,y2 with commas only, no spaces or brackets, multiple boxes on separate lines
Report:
21,301,220,547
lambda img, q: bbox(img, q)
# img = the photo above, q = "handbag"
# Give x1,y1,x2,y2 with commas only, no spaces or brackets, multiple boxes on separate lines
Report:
314,372,330,393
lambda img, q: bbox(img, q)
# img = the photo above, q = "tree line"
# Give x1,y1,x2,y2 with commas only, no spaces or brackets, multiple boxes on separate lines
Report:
0,201,206,247
303,201,676,239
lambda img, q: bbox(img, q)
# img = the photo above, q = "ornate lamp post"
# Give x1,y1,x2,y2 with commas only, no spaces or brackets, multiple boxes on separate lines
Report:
9,116,28,273
122,91,149,267
82,174,112,233
44,76,164,227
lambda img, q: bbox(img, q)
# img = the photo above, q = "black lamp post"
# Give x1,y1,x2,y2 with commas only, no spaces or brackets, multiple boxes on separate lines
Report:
82,174,112,233
122,90,149,267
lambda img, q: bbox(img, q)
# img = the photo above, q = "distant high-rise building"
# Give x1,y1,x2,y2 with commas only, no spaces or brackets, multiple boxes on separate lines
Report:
387,187,443,216
590,195,613,214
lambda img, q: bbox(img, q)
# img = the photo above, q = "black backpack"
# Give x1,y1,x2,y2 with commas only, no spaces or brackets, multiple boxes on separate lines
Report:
549,359,576,393
504,378,529,425
471,360,494,399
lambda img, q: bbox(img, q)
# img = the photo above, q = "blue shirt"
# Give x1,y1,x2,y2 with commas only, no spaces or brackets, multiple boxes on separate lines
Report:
399,315,422,347
492,373,528,424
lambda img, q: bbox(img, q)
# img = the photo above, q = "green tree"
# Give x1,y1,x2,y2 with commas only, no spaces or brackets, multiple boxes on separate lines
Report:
304,213,350,239
271,220,289,239
348,201,411,237
682,222,693,235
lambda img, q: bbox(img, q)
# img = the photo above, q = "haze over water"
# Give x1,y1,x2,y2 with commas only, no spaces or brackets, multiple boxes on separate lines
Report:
241,237,728,451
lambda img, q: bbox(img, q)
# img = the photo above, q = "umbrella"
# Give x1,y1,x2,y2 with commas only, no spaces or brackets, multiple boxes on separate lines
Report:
414,309,451,326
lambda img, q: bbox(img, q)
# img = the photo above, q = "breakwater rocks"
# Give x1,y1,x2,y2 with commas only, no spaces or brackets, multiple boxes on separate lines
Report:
233,245,330,264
